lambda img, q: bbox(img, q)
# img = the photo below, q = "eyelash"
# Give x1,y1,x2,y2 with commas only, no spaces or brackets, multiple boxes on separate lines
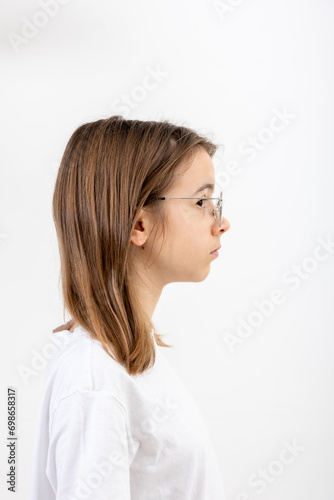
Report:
196,196,207,208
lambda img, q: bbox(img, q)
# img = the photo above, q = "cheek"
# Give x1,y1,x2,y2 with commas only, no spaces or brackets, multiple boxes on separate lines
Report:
167,232,205,263
164,206,208,257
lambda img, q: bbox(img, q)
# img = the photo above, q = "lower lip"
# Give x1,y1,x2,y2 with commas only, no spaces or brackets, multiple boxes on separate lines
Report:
210,250,219,257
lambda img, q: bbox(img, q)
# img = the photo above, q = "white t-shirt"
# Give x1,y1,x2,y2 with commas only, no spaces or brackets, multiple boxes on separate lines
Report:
28,325,226,499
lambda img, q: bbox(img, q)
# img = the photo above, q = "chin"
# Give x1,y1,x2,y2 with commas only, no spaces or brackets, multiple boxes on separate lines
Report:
191,266,211,282
172,264,211,283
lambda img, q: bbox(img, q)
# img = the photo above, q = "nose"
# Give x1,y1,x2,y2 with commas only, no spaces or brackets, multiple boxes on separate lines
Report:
213,216,230,234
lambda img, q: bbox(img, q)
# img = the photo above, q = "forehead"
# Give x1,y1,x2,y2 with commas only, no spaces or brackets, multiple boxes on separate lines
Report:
174,148,216,194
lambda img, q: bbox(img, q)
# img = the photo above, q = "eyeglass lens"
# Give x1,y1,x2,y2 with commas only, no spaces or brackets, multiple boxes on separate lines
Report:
205,194,222,225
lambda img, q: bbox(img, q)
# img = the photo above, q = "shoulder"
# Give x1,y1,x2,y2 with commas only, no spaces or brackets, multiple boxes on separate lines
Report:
45,327,131,417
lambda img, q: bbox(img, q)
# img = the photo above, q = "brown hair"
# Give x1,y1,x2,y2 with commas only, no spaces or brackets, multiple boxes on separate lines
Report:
52,115,217,375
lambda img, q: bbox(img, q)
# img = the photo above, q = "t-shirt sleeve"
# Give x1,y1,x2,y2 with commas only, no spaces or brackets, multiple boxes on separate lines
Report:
46,390,133,499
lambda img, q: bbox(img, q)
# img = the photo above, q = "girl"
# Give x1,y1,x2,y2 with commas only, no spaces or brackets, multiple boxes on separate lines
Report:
28,115,231,499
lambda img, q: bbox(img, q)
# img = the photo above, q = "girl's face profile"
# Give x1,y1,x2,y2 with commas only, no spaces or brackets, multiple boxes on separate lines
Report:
131,147,231,286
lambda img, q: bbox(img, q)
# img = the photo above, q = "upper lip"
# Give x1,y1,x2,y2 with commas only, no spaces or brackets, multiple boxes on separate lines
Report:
211,244,221,253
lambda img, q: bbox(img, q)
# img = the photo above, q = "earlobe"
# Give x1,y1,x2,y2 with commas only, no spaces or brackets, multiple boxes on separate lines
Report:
130,228,146,248
131,208,148,248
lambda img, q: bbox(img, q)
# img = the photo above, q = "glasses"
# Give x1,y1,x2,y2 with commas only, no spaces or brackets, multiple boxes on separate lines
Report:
157,190,224,226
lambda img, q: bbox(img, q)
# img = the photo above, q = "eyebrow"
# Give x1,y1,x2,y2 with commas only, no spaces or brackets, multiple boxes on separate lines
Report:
192,183,215,196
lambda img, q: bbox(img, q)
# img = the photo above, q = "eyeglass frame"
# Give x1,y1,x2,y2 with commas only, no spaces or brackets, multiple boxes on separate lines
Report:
156,190,224,226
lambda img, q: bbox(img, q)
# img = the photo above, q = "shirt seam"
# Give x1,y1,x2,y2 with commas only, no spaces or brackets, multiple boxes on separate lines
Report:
49,389,135,463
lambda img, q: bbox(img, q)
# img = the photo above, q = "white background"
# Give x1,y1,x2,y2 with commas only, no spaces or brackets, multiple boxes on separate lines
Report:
1,0,334,498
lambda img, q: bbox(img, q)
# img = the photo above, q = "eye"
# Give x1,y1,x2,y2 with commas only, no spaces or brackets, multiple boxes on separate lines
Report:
196,197,206,208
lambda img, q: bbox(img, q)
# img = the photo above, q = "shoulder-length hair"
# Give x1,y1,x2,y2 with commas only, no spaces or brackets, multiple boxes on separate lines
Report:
52,115,217,375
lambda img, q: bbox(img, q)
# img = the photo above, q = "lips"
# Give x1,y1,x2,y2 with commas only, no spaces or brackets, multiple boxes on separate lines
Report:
211,244,221,253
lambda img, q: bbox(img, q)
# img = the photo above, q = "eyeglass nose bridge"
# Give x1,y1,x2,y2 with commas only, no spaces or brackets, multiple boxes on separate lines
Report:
210,206,221,225
207,193,223,226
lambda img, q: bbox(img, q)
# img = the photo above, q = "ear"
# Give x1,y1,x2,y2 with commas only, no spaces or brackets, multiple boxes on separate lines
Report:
130,207,151,247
